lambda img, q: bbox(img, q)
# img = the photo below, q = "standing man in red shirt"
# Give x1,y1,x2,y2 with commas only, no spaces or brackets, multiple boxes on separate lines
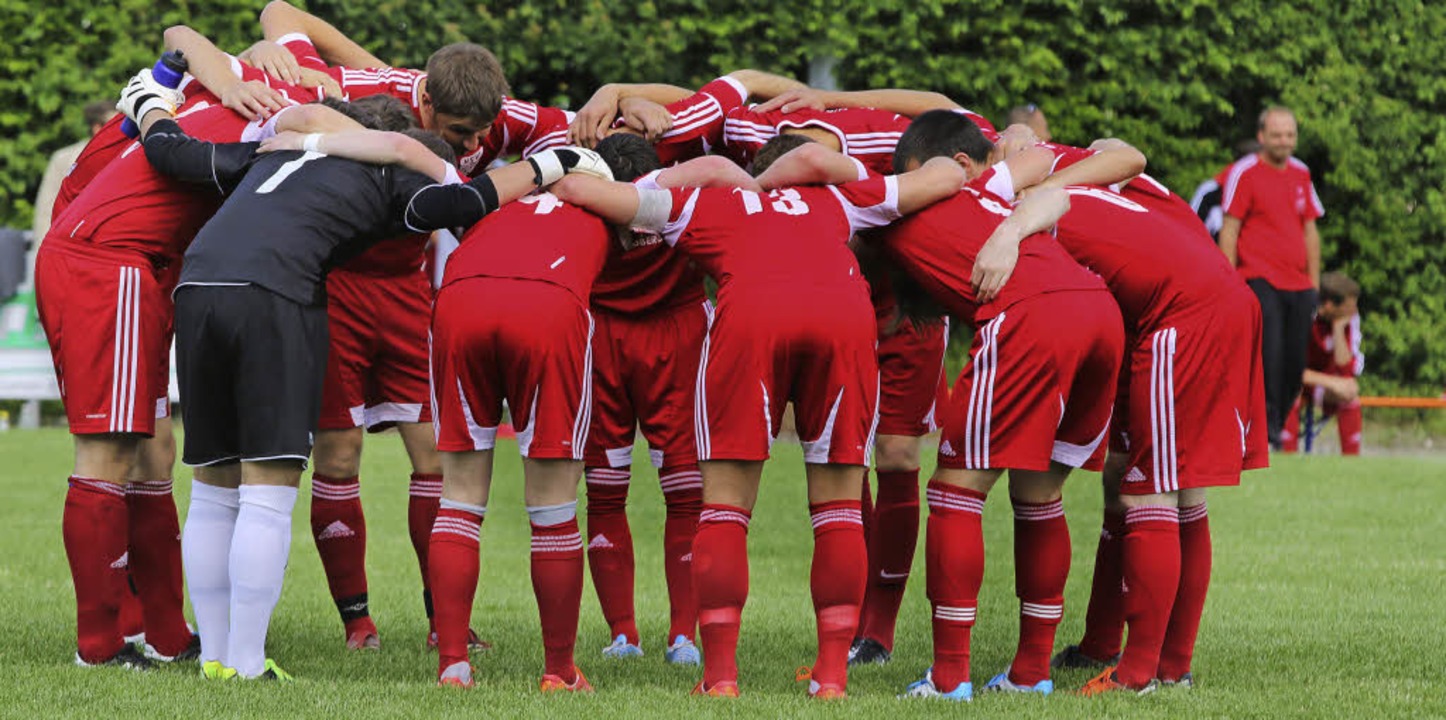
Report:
1218,106,1325,447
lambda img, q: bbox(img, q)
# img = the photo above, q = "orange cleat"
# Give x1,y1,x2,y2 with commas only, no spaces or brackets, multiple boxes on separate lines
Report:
437,661,474,689
691,679,741,697
1078,666,1158,697
539,666,593,693
796,665,847,699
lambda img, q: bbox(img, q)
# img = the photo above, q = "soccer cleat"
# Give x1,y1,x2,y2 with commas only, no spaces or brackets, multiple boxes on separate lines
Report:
345,617,381,651
691,679,741,697
601,633,644,659
983,670,1054,695
201,660,236,680
1159,672,1194,689
1078,666,1158,697
144,634,201,663
847,637,891,666
664,635,701,665
539,666,593,693
75,645,154,671
437,661,474,689
900,668,972,701
428,628,492,653
1051,644,1118,670
253,658,295,681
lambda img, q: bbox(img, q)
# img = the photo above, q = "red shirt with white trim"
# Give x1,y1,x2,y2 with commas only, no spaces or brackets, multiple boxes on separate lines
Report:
441,193,611,305
1221,153,1324,290
1308,314,1364,378
653,77,751,166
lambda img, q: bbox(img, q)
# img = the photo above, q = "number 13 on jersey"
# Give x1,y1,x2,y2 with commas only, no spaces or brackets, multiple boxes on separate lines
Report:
734,188,810,216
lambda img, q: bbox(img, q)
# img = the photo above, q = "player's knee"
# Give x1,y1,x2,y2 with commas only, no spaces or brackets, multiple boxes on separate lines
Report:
73,434,143,482
873,434,922,471
312,429,364,478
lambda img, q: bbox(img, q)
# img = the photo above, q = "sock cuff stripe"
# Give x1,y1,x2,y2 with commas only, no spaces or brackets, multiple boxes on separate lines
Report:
312,485,361,500
659,470,702,482
432,525,481,542
1126,507,1181,525
433,517,481,532
1012,499,1065,520
926,489,985,515
584,468,631,479
1021,602,1064,619
408,478,444,488
810,508,863,528
659,475,703,491
126,480,174,495
530,533,584,552
933,605,977,622
926,482,987,501
1179,504,1209,523
585,477,631,487
409,487,443,499
70,477,126,497
699,508,751,527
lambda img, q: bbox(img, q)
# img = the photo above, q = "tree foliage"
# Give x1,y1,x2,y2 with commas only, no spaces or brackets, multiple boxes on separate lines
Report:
2,0,1441,389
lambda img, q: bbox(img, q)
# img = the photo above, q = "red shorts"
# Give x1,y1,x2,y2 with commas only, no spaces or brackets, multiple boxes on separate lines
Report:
319,269,433,431
1112,283,1268,494
35,243,172,435
876,317,949,437
938,290,1123,472
585,302,710,469
431,278,592,459
697,287,879,465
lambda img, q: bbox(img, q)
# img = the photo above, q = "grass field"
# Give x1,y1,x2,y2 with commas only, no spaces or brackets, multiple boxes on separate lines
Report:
3,428,1444,719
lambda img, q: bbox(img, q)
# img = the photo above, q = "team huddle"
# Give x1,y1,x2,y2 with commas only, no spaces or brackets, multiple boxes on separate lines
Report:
38,0,1267,701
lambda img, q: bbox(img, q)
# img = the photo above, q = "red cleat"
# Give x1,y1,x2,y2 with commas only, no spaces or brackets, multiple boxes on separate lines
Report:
345,617,380,650
437,661,474,689
691,679,741,697
539,666,593,693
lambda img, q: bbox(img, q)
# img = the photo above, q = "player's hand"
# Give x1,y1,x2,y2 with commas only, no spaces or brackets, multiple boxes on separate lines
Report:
528,147,614,186
296,67,343,100
116,69,185,126
1330,376,1361,404
241,40,303,86
259,131,307,153
753,87,830,114
569,85,621,148
971,230,1021,303
618,97,673,142
221,80,287,121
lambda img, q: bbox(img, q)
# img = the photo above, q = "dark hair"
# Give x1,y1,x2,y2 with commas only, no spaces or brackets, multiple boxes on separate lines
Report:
83,100,115,128
319,97,381,129
425,43,509,123
751,134,815,176
1320,271,1361,304
893,109,992,173
404,128,457,165
352,94,417,131
595,133,661,182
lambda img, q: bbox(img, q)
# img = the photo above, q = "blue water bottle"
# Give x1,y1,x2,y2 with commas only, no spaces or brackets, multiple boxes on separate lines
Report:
121,51,189,138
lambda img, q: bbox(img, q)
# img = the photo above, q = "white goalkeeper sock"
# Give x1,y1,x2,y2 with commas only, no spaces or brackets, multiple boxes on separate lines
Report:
225,484,297,677
182,480,240,665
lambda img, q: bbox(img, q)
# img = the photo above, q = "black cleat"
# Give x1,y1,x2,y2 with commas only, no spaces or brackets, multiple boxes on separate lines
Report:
145,634,201,663
75,645,154,671
847,637,892,666
1051,644,1118,670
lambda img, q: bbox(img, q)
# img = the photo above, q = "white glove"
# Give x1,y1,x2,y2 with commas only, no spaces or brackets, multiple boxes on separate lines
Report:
116,69,185,126
527,146,614,186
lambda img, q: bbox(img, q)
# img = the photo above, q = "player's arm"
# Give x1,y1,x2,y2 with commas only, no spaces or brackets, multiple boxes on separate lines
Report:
755,142,864,189
404,148,610,231
1218,214,1242,266
727,69,807,101
570,83,694,146
162,25,286,120
261,129,451,181
756,87,960,116
140,118,258,195
1034,140,1147,192
1304,219,1322,289
655,155,761,191
549,175,649,226
259,0,386,69
972,187,1071,301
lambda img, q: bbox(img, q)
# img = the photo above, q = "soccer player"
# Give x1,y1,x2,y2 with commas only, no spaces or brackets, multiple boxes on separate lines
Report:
764,111,1121,701
122,71,596,678
35,27,331,670
1283,271,1364,454
549,148,966,699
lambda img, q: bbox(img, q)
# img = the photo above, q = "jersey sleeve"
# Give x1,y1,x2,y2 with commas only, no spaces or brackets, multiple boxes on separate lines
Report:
275,33,328,71
655,77,750,165
1221,160,1254,220
332,67,424,106
1304,175,1324,221
827,175,902,233
141,119,258,195
657,187,702,246
719,106,776,167
463,98,572,174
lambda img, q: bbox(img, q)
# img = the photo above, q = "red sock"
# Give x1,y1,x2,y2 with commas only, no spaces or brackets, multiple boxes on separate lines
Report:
64,477,128,663
1009,497,1070,686
808,500,866,689
858,469,920,651
924,482,986,693
1078,508,1127,661
531,515,585,681
428,504,483,674
1337,402,1363,455
1158,503,1211,681
118,575,144,640
584,467,637,644
310,475,370,626
693,504,751,687
860,470,875,550
407,473,442,626
1115,506,1181,687
1281,396,1302,452
125,480,192,654
659,466,702,641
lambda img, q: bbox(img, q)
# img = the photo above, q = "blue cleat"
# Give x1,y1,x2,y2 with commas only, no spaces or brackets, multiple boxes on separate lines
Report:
900,668,972,701
601,633,644,659
664,635,701,665
984,670,1054,695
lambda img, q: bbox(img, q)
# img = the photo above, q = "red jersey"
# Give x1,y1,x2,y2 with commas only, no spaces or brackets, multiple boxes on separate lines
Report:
1308,314,1363,378
441,193,610,305
589,172,706,315
653,77,751,166
724,106,994,174
50,80,319,264
1221,153,1324,290
1053,185,1238,329
658,175,902,300
880,185,1104,322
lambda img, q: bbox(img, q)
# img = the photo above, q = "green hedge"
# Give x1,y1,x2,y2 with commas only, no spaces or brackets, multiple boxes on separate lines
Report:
3,0,1443,391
